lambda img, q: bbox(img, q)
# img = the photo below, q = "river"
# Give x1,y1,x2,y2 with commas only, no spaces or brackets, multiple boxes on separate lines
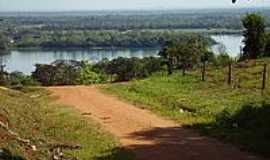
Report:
0,34,244,74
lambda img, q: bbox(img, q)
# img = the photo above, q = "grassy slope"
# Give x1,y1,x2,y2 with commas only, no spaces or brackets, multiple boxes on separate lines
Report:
104,60,270,157
0,87,132,160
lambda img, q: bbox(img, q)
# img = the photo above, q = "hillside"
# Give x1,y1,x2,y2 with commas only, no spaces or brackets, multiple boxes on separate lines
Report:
104,59,270,157
0,87,131,160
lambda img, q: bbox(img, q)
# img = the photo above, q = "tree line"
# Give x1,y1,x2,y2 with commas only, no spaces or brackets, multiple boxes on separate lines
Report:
1,9,270,30
11,30,214,49
32,57,163,86
1,13,270,87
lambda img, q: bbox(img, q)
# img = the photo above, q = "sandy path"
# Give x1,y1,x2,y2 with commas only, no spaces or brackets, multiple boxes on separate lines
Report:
48,86,263,160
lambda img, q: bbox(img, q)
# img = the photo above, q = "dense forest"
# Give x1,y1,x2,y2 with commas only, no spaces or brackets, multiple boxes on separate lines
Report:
1,8,270,30
2,8,270,49
9,30,214,49
3,8,269,49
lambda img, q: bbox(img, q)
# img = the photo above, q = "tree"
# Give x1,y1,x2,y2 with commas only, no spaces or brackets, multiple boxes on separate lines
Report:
264,33,270,57
32,60,82,86
78,61,104,84
242,13,266,59
160,38,207,76
159,42,173,75
0,33,7,85
0,33,8,53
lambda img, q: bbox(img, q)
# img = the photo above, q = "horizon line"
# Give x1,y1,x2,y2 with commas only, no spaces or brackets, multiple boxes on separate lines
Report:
0,6,270,13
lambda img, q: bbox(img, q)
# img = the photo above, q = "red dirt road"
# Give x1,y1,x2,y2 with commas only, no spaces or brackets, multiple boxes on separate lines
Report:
48,86,264,160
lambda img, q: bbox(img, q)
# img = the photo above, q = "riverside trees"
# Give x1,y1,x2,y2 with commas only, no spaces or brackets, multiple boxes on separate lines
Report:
242,13,266,59
159,38,212,76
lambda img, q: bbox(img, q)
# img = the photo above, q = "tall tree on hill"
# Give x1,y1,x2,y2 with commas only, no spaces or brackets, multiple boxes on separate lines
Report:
264,33,270,57
0,35,7,53
160,38,207,76
242,13,266,59
0,33,8,85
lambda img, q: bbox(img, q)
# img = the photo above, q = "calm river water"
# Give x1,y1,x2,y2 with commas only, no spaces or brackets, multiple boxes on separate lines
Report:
0,34,243,74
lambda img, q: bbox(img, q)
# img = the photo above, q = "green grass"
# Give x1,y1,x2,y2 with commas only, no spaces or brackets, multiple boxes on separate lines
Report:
0,87,133,160
103,60,270,157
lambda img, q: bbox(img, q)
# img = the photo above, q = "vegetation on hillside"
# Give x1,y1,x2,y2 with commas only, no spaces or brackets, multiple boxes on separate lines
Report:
31,57,164,86
159,38,211,76
32,60,105,86
1,11,270,159
104,59,270,157
0,87,132,160
242,14,267,59
0,34,8,52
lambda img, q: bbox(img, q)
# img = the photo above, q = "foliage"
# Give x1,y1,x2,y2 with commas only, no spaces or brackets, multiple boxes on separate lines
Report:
2,9,270,31
0,33,8,52
212,53,233,67
0,70,8,86
78,61,105,84
32,60,106,86
104,59,270,157
242,13,266,59
10,29,214,49
32,60,82,86
0,67,39,86
264,33,270,57
94,57,164,82
30,57,164,85
159,38,209,75
8,71,40,86
212,103,270,156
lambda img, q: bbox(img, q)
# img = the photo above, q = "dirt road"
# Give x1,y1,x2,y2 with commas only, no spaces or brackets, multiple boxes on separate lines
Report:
48,86,263,160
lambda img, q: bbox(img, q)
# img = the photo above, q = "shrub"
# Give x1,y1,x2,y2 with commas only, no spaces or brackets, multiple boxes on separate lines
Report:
32,60,106,86
212,53,233,67
214,103,270,156
78,61,105,84
94,57,164,82
32,60,82,86
9,71,40,86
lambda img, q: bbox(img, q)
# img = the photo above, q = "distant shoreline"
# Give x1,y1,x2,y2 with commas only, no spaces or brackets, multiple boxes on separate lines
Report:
10,47,162,52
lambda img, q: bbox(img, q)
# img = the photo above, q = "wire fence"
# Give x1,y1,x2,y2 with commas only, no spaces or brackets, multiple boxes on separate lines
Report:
201,59,269,93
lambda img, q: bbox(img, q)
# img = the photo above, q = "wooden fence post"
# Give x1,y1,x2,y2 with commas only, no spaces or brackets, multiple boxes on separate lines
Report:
228,63,232,85
202,61,206,81
262,63,267,90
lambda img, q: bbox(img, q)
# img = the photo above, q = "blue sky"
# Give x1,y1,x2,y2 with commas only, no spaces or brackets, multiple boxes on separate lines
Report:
0,0,269,11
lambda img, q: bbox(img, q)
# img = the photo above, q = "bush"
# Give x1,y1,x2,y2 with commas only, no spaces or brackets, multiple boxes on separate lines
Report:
0,71,9,86
0,71,39,86
32,60,82,86
9,71,40,86
32,60,105,86
78,61,105,84
212,53,233,67
214,103,270,156
32,57,163,85
94,57,164,82
143,57,164,75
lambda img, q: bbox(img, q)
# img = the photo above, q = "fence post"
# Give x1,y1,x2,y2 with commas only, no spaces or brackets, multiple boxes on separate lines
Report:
262,63,267,90
202,61,206,81
228,63,232,85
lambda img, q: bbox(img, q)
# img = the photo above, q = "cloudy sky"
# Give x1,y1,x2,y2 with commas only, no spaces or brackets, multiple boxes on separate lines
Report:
0,0,269,11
